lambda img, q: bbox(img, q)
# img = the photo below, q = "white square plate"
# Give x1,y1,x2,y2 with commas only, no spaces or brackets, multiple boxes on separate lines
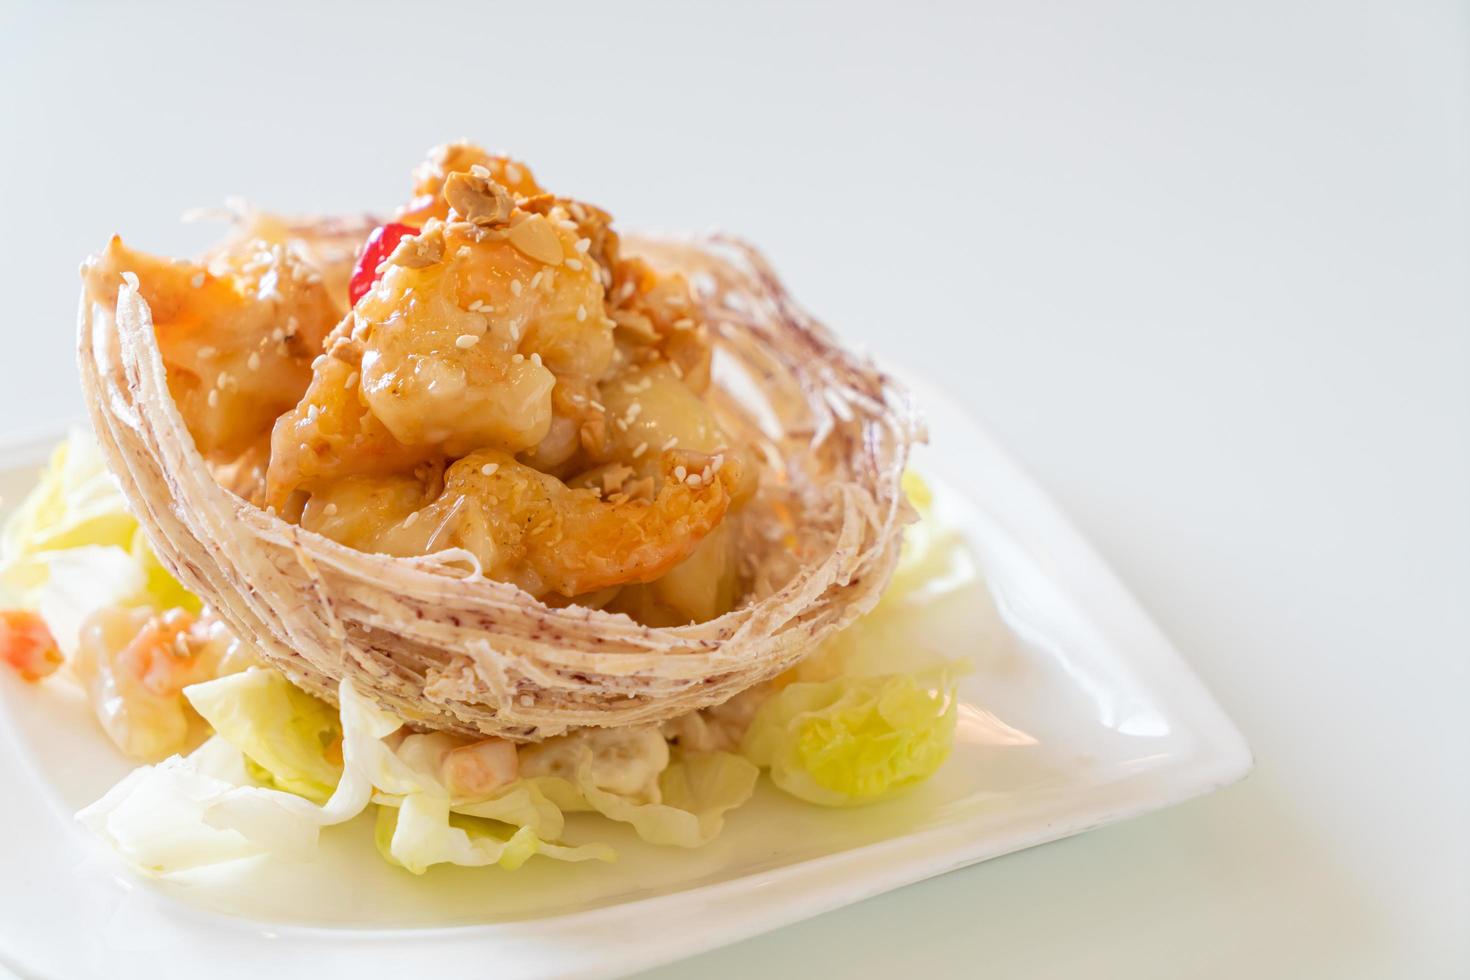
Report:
0,373,1250,980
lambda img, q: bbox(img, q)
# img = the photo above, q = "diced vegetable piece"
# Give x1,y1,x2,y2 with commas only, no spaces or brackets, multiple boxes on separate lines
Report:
0,609,62,681
442,738,519,799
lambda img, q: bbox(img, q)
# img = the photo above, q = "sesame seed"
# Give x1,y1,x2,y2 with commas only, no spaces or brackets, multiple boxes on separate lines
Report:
511,279,523,296
480,462,499,477
216,371,232,389
674,465,687,481
589,400,606,412
270,327,285,343
198,345,217,358
575,238,590,253
625,402,643,421
662,436,679,450
530,271,543,289
246,352,261,371
632,442,648,458
530,352,543,366
455,334,479,349
207,389,219,408
345,371,359,388
404,512,420,528
686,473,702,486
565,258,583,271
673,318,695,330
191,272,206,289
505,163,523,184
324,503,338,516
518,694,533,707
670,362,684,379
615,418,629,431
512,353,525,363
576,305,586,321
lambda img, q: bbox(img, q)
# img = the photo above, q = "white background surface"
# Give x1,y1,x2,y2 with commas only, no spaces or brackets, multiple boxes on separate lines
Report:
1,1,1466,978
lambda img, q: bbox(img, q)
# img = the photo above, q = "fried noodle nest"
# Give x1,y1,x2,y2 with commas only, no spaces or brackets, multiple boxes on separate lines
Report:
79,226,922,740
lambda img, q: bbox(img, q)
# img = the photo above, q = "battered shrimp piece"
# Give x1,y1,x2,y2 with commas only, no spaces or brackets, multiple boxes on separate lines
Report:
295,469,434,555
607,520,741,626
582,361,758,504
86,237,339,463
606,256,713,393
268,185,615,505
266,349,436,508
359,216,607,451
204,210,375,311
300,449,739,599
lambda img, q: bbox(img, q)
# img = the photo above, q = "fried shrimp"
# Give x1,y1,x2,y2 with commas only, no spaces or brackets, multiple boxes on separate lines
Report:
267,198,615,505
85,237,340,499
301,449,739,598
117,141,757,623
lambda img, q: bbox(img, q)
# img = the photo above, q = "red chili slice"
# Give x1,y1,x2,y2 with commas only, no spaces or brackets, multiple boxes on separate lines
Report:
348,222,418,307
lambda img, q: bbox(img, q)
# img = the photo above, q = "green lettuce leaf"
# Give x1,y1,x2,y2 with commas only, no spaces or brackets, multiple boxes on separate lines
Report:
521,727,758,848
374,795,614,874
2,430,200,627
454,780,566,840
570,751,759,848
742,666,963,807
1,430,136,594
184,668,343,804
78,678,398,873
130,528,203,615
875,469,976,616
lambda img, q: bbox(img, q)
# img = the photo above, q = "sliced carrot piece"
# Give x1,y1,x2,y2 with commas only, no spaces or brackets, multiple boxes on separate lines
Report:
0,610,63,682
